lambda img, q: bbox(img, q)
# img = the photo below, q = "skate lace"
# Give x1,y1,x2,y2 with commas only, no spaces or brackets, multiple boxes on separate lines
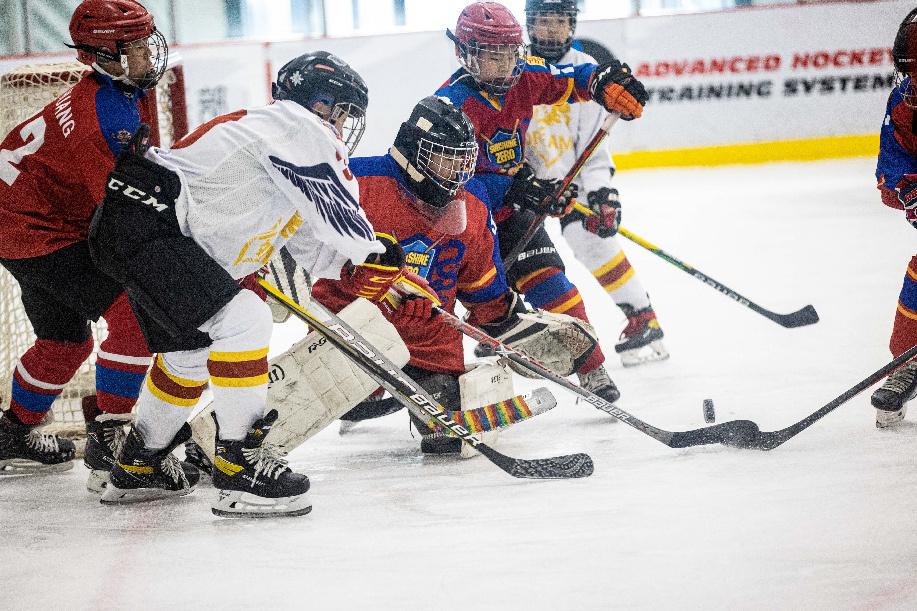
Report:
104,425,128,456
882,361,917,393
161,454,187,486
25,431,60,454
243,444,289,481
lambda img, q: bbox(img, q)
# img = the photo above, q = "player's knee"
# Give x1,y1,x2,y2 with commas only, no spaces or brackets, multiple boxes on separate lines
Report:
31,336,95,369
212,289,274,347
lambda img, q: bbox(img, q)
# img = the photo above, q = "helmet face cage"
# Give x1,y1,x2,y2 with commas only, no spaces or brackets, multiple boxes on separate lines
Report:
526,7,577,63
122,28,168,89
415,136,478,199
460,40,527,96
894,11,917,109
329,101,366,155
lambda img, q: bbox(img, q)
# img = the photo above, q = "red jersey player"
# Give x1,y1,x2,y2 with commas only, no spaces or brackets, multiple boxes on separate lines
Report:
0,0,167,482
434,1,648,403
313,96,600,454
873,8,917,428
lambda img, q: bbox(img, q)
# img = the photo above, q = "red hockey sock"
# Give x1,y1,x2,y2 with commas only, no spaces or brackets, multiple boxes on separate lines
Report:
95,293,152,415
890,255,917,357
8,337,93,425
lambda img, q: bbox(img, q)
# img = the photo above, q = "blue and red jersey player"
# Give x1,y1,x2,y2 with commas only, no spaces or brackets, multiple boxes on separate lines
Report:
0,0,170,477
432,1,648,402
872,7,917,427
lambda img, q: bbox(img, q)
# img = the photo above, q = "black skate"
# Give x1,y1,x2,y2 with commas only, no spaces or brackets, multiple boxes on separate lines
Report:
473,342,496,358
82,395,132,493
872,359,917,428
211,410,311,518
183,440,213,478
615,304,669,367
100,423,200,504
578,365,621,404
0,410,76,475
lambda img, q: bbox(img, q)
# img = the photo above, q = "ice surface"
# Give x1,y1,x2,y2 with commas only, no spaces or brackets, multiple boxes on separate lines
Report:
3,158,917,610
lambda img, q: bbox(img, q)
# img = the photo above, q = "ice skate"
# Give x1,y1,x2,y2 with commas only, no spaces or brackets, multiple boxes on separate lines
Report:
615,304,669,367
578,365,621,404
100,423,200,504
0,410,76,475
83,396,132,493
183,439,213,479
211,410,311,518
872,359,917,428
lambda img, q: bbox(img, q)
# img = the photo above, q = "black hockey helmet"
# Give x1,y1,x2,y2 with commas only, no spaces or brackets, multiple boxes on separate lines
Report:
390,96,478,209
525,0,578,63
894,7,917,108
272,51,369,154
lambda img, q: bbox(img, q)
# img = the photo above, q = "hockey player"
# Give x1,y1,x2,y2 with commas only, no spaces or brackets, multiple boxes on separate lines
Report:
435,1,649,402
0,0,170,480
873,7,917,428
524,0,668,367
312,95,600,454
87,51,403,517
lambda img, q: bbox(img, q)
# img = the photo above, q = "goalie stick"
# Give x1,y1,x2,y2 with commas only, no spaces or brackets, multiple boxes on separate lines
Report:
720,343,917,450
259,279,594,480
357,387,558,434
433,304,762,449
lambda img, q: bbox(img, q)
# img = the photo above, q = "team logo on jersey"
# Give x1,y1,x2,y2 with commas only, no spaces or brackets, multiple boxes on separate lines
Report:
268,157,374,241
485,128,522,168
113,129,133,147
402,239,437,278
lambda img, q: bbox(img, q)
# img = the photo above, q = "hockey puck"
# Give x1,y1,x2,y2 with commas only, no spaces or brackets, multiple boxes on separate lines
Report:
703,399,716,423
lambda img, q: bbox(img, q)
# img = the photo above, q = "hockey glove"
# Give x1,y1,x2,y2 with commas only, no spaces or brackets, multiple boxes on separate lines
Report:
580,187,622,238
899,181,917,229
385,271,441,323
588,60,647,120
338,233,406,303
505,163,577,217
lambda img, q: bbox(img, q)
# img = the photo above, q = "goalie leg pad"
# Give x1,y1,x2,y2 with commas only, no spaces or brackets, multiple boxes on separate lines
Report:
190,298,409,460
457,362,514,459
501,310,599,378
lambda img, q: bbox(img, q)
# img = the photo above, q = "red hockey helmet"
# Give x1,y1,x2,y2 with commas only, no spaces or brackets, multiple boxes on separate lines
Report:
69,0,168,89
446,2,526,96
894,7,917,107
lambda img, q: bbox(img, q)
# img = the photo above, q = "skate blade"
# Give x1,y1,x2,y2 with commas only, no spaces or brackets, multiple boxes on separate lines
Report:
876,406,907,429
100,484,196,504
212,490,312,518
620,340,670,368
85,469,110,494
0,458,74,476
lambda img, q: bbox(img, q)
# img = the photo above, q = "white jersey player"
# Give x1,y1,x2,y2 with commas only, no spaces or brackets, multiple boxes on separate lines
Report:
87,52,418,518
524,0,669,367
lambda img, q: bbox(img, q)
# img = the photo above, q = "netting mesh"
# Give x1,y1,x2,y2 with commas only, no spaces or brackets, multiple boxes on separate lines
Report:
0,62,185,439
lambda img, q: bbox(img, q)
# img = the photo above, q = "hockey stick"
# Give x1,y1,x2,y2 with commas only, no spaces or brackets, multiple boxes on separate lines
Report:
615,224,819,328
432,305,761,449
259,279,594,479
567,200,819,328
355,387,558,434
723,343,917,451
503,113,620,274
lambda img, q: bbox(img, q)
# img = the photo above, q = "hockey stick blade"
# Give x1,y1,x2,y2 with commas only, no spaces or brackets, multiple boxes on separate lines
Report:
761,304,820,328
260,280,593,480
668,420,762,449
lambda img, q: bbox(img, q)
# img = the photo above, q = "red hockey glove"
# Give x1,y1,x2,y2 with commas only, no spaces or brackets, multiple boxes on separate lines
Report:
581,187,622,238
385,271,441,323
588,60,647,120
338,233,406,303
505,163,577,217
899,181,917,229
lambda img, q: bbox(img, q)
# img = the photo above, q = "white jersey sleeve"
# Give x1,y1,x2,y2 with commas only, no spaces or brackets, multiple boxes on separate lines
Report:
147,100,382,281
527,48,615,198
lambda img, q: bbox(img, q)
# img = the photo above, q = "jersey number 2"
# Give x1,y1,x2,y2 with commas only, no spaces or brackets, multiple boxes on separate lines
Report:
0,116,47,187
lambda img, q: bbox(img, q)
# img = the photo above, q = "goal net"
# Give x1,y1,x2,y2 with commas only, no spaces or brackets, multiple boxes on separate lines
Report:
0,61,188,444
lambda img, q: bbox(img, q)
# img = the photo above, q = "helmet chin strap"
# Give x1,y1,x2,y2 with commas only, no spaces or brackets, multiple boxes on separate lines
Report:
91,57,142,89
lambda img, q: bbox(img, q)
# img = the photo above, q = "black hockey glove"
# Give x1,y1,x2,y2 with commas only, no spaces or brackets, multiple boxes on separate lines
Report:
900,181,917,230
577,187,622,238
505,163,577,217
588,60,648,120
